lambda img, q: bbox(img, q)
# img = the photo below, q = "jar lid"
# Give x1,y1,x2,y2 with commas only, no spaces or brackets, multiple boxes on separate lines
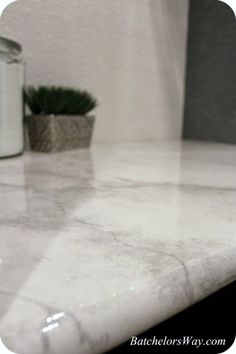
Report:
0,37,22,61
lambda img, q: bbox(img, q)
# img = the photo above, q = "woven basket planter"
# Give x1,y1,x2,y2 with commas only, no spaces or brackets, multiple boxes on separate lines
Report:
26,115,95,153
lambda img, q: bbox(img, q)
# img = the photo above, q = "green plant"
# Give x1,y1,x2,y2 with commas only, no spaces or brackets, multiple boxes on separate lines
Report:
24,86,97,115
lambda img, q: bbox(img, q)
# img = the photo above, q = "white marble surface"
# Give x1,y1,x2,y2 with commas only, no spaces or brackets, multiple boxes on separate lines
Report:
0,140,236,354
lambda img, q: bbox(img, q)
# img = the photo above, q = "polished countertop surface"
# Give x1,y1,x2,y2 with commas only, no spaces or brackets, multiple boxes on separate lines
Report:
0,141,236,354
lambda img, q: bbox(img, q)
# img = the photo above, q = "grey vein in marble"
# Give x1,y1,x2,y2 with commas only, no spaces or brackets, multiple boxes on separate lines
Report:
0,141,236,354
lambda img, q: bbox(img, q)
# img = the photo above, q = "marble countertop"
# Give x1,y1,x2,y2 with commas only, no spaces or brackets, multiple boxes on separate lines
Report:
0,141,236,354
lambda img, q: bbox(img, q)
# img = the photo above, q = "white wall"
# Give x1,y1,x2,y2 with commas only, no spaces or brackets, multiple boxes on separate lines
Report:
0,0,189,142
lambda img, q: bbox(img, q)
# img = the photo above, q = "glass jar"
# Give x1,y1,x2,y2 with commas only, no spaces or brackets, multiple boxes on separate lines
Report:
0,37,24,158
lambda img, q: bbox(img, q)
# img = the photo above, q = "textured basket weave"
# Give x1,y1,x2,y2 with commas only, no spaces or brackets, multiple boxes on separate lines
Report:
26,115,95,153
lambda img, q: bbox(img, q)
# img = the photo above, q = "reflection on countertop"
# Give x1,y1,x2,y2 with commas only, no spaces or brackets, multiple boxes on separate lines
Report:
0,140,236,354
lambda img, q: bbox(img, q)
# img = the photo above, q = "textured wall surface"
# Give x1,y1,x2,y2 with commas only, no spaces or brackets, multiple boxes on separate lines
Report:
183,0,236,144
0,0,189,142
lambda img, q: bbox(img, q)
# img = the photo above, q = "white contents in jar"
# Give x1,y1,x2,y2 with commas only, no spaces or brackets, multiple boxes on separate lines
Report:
0,61,24,157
